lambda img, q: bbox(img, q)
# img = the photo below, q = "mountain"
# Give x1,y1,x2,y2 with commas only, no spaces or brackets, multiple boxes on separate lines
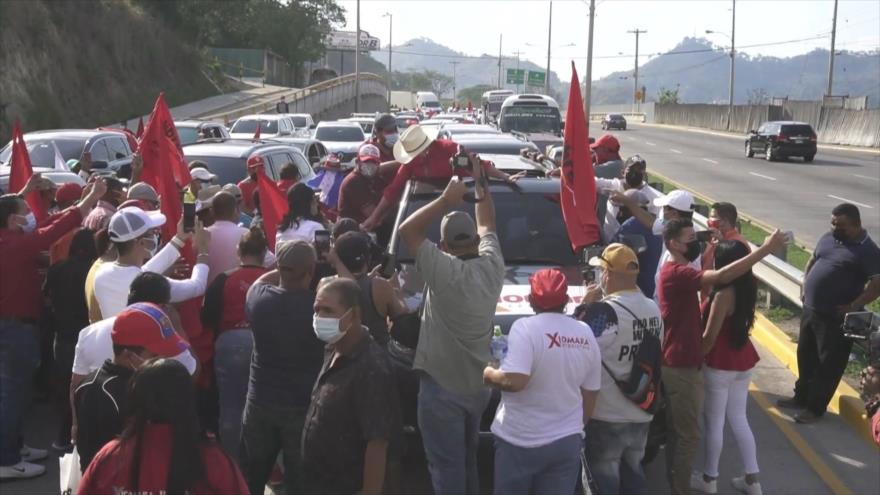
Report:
369,37,565,99
590,37,880,106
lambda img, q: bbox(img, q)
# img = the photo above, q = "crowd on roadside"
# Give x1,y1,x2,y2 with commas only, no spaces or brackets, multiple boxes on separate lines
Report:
1,110,878,495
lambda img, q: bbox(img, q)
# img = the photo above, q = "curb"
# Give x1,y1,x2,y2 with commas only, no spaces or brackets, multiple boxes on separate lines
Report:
751,312,876,446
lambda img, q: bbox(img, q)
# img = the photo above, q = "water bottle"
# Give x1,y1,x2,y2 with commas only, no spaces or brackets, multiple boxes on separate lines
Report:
490,325,508,361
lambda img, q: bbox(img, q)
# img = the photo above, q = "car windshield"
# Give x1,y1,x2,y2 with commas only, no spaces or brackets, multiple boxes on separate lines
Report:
315,126,364,142
177,127,200,146
456,140,536,155
397,188,577,266
0,138,86,167
422,101,441,108
290,116,308,128
609,114,623,120
231,119,278,134
181,155,246,185
781,124,814,136
500,106,561,133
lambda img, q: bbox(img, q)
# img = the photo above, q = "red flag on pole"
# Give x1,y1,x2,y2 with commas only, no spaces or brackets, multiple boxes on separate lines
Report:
136,117,145,139
8,120,46,222
139,95,186,241
559,62,599,251
138,93,191,187
253,123,261,140
254,160,288,251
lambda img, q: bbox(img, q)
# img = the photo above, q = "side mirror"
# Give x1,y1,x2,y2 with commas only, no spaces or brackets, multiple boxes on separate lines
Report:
91,160,109,169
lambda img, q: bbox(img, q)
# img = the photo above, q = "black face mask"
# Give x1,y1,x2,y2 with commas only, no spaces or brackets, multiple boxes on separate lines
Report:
684,240,702,262
625,170,644,188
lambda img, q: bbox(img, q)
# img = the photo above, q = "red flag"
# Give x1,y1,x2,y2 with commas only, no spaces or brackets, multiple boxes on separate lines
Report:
253,123,261,140
467,101,473,112
140,95,185,241
138,93,191,188
559,62,599,251
136,117,145,139
255,167,288,251
8,120,46,222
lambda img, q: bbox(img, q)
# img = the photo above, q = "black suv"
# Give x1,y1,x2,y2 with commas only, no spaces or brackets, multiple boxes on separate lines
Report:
601,113,627,130
745,121,817,162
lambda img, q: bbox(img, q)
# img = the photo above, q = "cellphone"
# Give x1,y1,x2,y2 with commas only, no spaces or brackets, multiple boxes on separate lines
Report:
314,230,331,253
452,145,471,169
782,230,795,245
695,230,713,243
380,252,397,279
183,202,196,232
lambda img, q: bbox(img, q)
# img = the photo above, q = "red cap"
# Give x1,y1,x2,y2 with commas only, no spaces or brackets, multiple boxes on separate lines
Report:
591,134,620,152
55,183,83,204
528,268,569,310
358,144,381,163
247,154,265,170
111,303,190,357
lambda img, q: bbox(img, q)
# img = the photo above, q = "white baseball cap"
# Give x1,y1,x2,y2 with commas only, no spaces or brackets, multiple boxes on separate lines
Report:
653,190,695,212
190,168,217,182
108,207,166,242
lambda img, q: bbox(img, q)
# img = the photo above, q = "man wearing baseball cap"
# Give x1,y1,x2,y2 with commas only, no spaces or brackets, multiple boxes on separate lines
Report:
74,302,192,472
338,144,393,225
237,155,264,215
127,182,159,211
366,114,400,163
485,268,601,493
574,243,664,495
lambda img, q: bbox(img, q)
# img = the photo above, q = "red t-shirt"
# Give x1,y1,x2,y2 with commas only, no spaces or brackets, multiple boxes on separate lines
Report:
220,266,267,332
338,170,393,223
237,177,258,213
383,139,485,202
78,424,249,495
657,262,704,368
702,300,760,371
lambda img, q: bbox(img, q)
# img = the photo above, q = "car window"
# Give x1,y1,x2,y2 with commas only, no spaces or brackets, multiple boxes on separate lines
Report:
307,143,325,165
107,137,130,160
291,151,312,179
315,126,365,142
757,124,766,134
177,127,200,145
267,152,295,181
0,138,87,168
179,155,246,185
781,124,814,136
231,119,278,134
289,116,308,128
88,139,112,162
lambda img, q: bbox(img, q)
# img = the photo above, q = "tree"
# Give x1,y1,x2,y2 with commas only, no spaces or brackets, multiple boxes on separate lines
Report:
424,70,453,98
747,87,768,105
390,69,453,97
457,85,496,105
657,87,680,104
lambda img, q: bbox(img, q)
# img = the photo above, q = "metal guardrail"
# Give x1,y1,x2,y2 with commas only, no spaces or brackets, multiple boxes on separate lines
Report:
589,112,647,123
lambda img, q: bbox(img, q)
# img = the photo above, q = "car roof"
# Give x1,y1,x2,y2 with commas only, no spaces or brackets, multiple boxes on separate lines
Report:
341,117,374,123
479,153,550,173
765,121,812,125
409,176,559,196
316,121,363,128
441,124,499,133
501,94,560,109
181,139,301,158
19,129,116,140
175,120,224,128
235,114,287,121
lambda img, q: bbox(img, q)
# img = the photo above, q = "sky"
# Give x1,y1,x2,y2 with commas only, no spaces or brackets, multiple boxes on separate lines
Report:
335,0,880,83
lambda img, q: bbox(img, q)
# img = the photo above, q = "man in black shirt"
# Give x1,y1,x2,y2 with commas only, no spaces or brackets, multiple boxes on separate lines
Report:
74,302,190,472
302,278,400,495
276,96,290,114
241,240,324,495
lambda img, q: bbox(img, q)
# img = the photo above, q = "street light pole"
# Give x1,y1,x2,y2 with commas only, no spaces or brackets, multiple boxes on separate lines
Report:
383,12,392,106
497,34,503,88
354,0,360,112
728,0,736,130
449,61,459,104
583,0,595,122
826,0,838,97
627,29,646,114
545,0,553,95
513,50,524,93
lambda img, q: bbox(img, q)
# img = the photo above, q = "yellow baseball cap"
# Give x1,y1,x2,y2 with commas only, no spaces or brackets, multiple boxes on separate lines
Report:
588,243,640,274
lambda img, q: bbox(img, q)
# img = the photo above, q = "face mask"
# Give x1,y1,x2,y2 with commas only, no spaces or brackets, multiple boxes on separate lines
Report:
140,235,158,258
598,270,609,294
384,133,399,147
313,309,350,344
625,170,644,188
18,212,37,233
683,240,702,262
707,218,721,230
359,163,378,177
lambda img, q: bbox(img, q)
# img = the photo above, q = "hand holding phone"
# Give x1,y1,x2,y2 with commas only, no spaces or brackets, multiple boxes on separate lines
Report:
183,202,196,233
314,230,331,256
695,230,713,243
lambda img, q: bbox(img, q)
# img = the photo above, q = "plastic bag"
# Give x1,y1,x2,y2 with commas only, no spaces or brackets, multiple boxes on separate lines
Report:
59,447,81,495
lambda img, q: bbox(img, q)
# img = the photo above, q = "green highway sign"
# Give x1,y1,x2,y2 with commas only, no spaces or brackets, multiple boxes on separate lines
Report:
506,68,525,84
527,70,546,87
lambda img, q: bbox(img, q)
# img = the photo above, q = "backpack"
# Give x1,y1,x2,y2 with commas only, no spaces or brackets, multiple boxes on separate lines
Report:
601,299,663,415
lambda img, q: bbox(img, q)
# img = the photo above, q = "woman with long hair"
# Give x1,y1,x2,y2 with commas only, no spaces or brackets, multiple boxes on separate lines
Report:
691,240,762,495
276,183,326,246
78,359,249,494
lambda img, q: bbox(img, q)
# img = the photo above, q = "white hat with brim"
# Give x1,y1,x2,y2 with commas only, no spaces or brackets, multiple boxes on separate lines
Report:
108,207,166,242
393,125,439,164
653,189,695,212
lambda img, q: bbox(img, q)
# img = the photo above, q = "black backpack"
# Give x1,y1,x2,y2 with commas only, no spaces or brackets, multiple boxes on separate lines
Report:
601,300,663,415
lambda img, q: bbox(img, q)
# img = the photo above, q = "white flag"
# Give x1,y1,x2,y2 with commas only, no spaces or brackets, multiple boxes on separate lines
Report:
52,141,68,171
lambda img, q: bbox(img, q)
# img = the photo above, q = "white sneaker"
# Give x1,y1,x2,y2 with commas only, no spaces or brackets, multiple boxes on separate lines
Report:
732,476,763,495
690,472,718,494
0,461,46,480
20,445,48,462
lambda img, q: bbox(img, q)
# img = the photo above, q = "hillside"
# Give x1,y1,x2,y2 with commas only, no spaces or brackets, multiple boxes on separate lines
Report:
591,37,880,106
0,0,219,141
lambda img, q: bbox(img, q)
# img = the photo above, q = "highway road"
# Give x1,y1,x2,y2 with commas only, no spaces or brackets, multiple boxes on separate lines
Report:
591,122,880,248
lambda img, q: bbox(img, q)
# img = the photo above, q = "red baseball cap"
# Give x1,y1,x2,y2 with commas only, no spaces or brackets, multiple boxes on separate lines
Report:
528,268,569,310
247,154,265,170
111,303,190,357
55,183,83,204
358,143,381,163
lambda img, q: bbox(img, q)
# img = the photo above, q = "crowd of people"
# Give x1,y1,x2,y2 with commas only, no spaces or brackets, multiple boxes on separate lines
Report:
0,110,878,495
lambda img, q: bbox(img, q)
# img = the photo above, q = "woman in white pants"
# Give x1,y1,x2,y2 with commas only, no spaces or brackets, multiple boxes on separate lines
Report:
692,241,763,495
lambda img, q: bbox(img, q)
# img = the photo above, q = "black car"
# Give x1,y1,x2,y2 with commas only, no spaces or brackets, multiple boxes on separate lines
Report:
601,113,627,130
745,121,817,162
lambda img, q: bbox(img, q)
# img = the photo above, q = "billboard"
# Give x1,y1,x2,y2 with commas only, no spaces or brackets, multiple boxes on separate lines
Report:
527,70,546,87
326,30,381,51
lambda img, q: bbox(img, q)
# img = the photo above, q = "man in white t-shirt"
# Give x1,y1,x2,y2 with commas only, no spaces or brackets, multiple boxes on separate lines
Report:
484,268,601,494
575,243,664,495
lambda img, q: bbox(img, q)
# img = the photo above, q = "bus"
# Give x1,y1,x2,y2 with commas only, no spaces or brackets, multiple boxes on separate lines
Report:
481,90,515,124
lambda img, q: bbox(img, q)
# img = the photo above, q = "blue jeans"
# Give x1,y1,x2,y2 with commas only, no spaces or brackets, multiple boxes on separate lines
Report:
417,373,491,495
214,329,254,462
585,420,650,495
0,319,40,466
494,433,583,495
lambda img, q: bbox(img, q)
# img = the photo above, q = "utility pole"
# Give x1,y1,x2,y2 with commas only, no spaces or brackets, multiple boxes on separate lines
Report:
545,1,553,95
449,61,459,103
583,0,595,122
513,50,524,93
497,34,503,88
383,12,392,106
728,0,736,130
826,0,838,97
354,0,360,112
627,29,647,113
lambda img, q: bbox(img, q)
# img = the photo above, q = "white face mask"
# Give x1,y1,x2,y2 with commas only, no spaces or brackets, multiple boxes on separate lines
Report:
313,309,350,344
18,212,36,233
140,234,159,259
384,133,399,147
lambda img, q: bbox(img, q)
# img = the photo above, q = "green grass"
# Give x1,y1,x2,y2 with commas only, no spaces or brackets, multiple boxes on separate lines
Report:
764,306,796,323
647,173,813,270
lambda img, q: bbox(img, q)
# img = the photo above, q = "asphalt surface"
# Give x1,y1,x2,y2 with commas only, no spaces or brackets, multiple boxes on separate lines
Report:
593,122,880,248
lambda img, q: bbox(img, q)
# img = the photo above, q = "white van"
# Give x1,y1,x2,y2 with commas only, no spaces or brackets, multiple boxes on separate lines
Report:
416,92,441,114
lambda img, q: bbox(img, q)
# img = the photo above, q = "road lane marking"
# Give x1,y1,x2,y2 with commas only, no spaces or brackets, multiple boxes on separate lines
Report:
702,158,719,164
852,174,879,182
669,148,682,154
827,194,874,209
645,141,656,146
749,172,777,181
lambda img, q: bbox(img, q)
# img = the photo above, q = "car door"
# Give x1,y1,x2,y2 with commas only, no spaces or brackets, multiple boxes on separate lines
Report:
265,152,291,181
763,124,779,150
106,136,132,171
307,142,327,168
87,139,112,168
751,124,766,151
290,149,315,183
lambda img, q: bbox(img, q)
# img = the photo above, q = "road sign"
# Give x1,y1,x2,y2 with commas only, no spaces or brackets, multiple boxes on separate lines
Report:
527,71,546,87
506,68,525,85
326,30,381,51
